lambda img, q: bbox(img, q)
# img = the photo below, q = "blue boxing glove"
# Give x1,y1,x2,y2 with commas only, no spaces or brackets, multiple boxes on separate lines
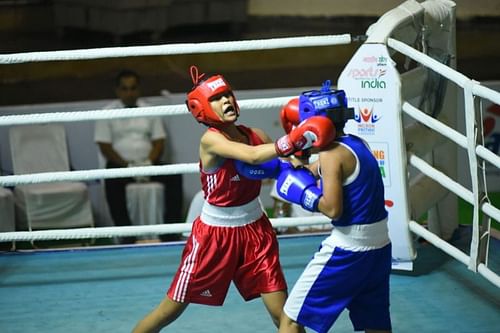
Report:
276,167,322,212
234,158,291,180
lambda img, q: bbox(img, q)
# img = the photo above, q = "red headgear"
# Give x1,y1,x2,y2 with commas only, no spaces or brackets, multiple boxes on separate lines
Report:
186,65,239,125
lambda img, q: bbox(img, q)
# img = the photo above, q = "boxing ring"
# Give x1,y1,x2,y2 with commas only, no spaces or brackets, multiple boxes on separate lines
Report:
0,0,499,331
0,234,499,332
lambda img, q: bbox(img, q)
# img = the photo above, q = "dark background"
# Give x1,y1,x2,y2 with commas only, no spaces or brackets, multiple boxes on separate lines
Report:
1,0,499,107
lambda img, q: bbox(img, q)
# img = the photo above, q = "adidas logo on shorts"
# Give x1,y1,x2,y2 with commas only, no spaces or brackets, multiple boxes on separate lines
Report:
230,174,240,182
200,289,212,297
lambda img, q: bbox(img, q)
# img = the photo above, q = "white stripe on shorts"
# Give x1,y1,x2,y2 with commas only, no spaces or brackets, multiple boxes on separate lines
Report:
284,242,333,321
173,236,200,302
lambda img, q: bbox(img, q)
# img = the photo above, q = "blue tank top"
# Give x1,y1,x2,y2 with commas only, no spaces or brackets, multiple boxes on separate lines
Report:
329,135,388,226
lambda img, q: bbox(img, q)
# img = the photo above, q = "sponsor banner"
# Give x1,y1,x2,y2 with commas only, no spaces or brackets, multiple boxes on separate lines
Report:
338,43,415,269
370,142,391,187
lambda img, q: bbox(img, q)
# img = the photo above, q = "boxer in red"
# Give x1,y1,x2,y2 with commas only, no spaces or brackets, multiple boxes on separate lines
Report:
132,66,334,333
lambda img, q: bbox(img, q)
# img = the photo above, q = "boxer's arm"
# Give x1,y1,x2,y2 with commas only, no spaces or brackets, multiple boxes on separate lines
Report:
200,129,277,165
316,146,347,219
234,158,291,180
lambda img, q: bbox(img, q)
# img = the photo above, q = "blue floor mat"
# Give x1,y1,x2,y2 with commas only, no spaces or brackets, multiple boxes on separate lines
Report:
0,229,498,333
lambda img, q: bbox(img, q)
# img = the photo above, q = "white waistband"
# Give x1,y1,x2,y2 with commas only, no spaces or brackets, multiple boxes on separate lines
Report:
326,218,390,251
200,197,264,227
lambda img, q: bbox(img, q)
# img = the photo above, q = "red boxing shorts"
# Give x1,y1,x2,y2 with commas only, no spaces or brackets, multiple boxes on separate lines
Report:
167,205,286,306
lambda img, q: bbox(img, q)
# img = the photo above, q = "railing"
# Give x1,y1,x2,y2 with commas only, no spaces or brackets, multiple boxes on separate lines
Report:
388,37,500,288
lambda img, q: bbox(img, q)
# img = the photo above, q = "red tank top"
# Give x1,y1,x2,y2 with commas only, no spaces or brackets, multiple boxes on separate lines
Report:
200,125,264,207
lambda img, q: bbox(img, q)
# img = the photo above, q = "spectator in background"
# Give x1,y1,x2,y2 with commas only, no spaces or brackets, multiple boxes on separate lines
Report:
94,69,183,244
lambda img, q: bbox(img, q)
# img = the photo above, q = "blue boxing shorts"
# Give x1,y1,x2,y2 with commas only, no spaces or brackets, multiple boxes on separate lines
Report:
283,220,392,333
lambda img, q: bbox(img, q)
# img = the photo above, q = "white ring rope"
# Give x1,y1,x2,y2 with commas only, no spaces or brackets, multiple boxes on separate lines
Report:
0,95,296,186
408,153,500,223
0,34,350,244
402,102,500,169
0,34,351,64
0,163,198,187
409,221,500,289
390,34,500,285
0,216,331,242
388,38,500,105
0,97,293,126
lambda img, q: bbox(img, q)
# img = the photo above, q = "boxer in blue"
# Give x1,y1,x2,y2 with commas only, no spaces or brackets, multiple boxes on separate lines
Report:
275,80,392,333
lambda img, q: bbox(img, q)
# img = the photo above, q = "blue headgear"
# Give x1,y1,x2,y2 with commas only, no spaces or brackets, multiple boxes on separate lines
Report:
298,80,354,123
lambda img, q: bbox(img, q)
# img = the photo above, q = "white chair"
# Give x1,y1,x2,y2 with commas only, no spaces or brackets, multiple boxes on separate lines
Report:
9,124,94,231
97,151,166,235
186,190,204,224
183,190,204,237
126,182,165,226
125,181,165,242
0,187,15,232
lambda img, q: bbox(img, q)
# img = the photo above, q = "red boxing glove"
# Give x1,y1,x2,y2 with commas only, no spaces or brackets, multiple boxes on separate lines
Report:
291,116,336,149
275,116,336,157
280,97,310,159
280,97,300,134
